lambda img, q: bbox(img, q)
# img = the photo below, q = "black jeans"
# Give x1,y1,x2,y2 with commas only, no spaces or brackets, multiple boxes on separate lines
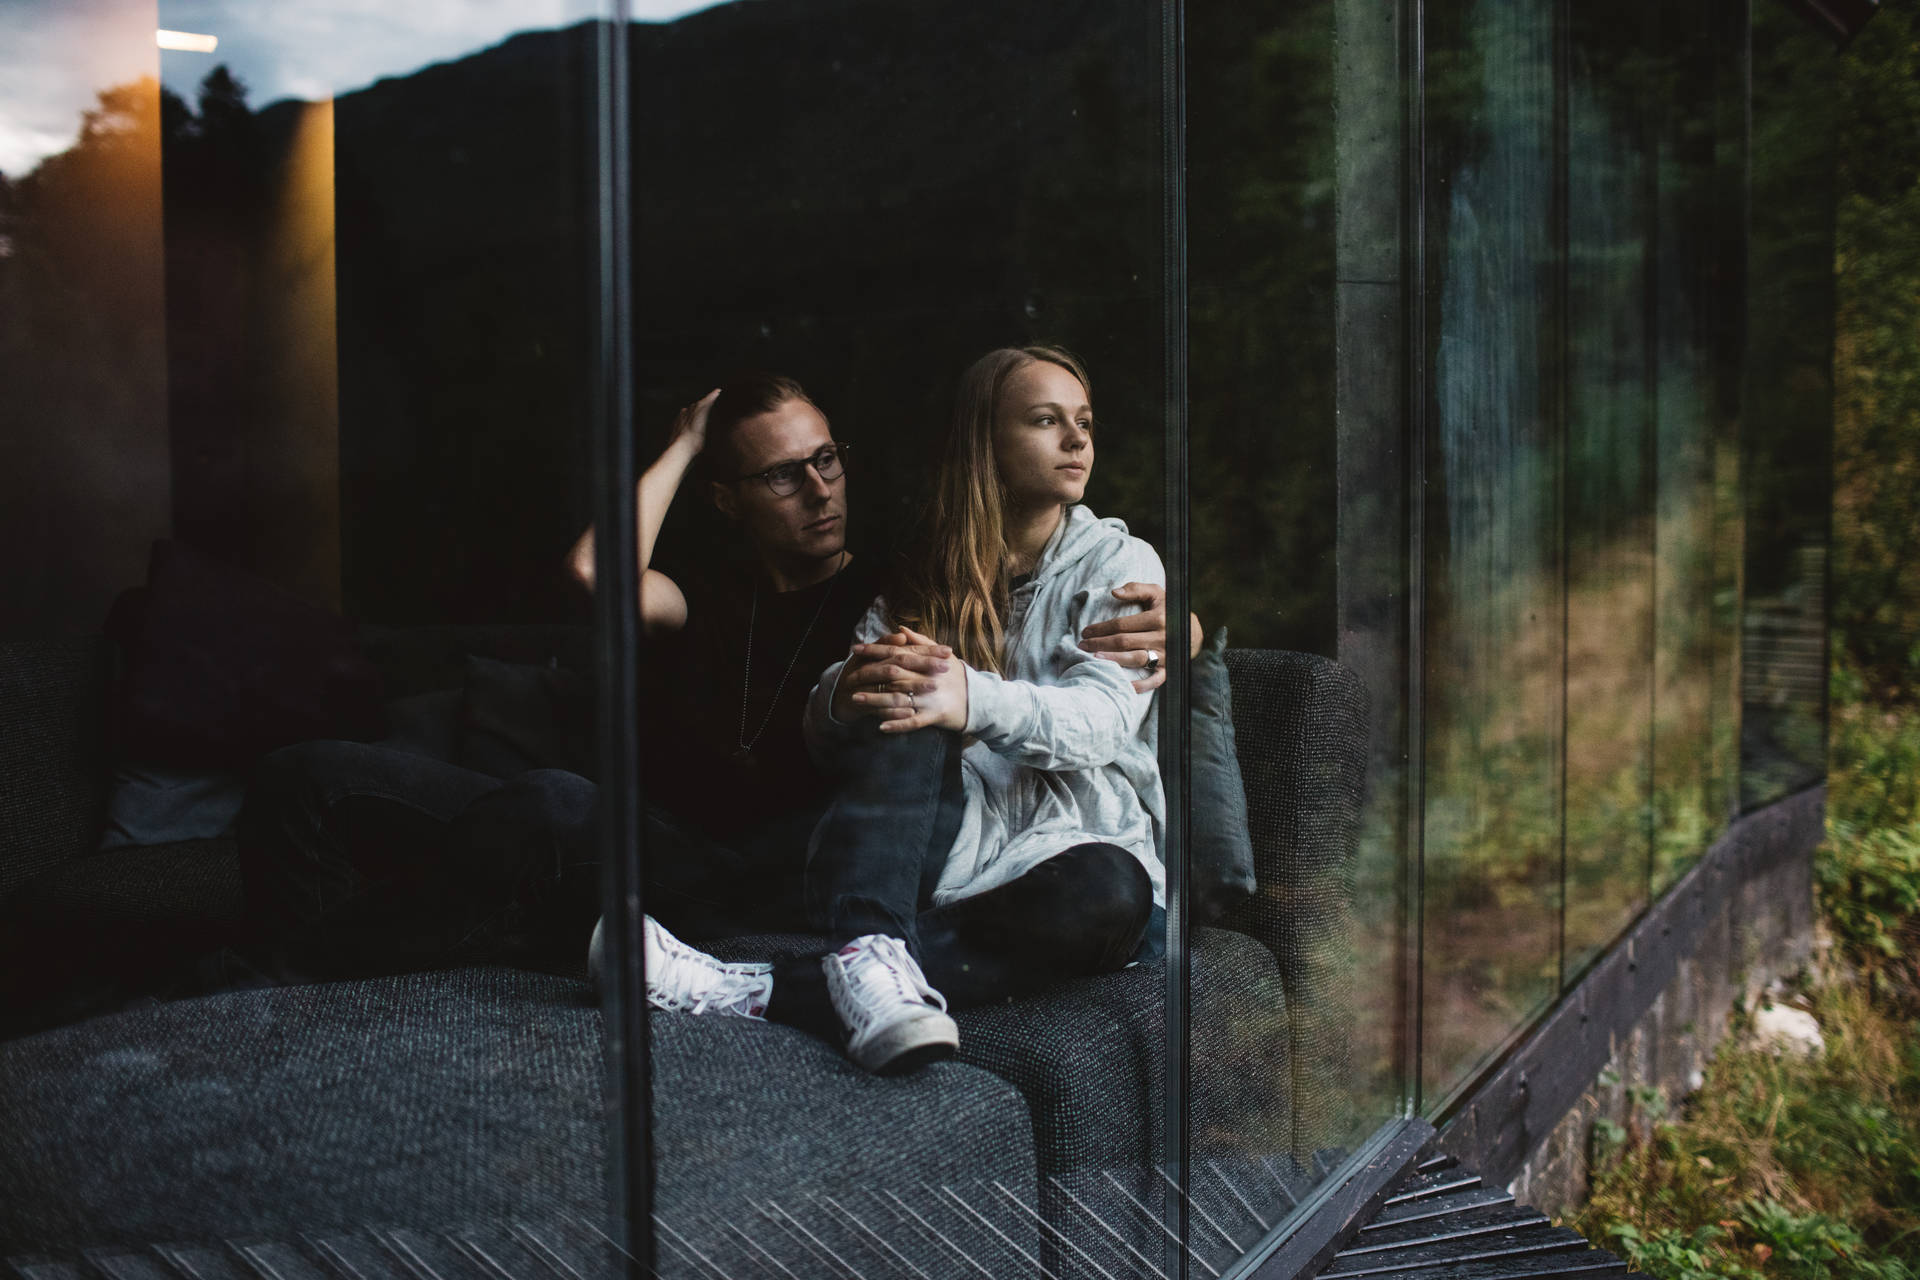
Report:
764,721,1155,1039
233,720,964,980
237,725,1153,1007
237,740,826,981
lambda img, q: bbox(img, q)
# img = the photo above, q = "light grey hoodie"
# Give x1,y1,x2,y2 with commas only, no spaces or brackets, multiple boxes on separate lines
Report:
805,504,1166,907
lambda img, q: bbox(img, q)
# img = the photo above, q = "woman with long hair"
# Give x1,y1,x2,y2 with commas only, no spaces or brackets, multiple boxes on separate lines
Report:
632,346,1164,1073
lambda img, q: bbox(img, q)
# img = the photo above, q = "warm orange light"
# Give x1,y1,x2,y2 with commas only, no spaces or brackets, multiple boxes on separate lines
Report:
155,30,218,53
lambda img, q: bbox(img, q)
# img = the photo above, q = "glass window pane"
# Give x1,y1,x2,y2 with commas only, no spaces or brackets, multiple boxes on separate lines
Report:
621,4,1181,1274
1563,0,1654,978
2,0,622,1256
1741,2,1835,810
1420,0,1563,1105
1651,0,1731,895
1188,0,1407,1251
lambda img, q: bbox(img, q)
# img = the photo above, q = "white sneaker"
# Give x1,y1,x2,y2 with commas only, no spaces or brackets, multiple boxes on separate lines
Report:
590,915,773,1019
822,934,959,1073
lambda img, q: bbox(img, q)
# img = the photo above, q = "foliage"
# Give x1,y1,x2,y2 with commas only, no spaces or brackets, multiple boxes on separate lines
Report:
1571,973,1920,1279
1833,3,1920,698
1571,680,1920,1276
1828,663,1920,834
1821,662,1920,1004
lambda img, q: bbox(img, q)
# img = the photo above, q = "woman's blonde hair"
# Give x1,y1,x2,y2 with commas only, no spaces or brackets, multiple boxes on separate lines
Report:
892,345,1092,673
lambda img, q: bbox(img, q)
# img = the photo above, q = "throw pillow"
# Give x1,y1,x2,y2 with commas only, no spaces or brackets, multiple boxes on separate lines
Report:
108,540,386,767
1192,626,1257,921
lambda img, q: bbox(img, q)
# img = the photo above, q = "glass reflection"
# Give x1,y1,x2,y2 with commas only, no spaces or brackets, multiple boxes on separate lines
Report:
1563,1,1653,980
1651,0,1727,895
1421,0,1563,1102
1741,2,1835,810
1188,0,1410,1224
0,1,168,634
623,5,1194,1275
0,0,618,1255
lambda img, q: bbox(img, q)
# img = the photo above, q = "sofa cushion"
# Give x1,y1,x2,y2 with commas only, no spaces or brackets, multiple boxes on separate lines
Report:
1222,648,1369,1162
355,624,591,702
0,838,247,1037
1191,627,1258,922
0,966,1039,1268
96,764,246,850
708,927,1294,1176
107,542,387,768
4,838,242,929
457,654,596,780
955,927,1293,1172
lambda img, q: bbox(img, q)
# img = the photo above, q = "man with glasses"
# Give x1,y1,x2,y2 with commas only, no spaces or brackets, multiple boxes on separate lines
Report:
568,373,1178,944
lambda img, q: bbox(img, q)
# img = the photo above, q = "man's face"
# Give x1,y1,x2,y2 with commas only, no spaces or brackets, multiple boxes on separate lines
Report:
712,398,849,568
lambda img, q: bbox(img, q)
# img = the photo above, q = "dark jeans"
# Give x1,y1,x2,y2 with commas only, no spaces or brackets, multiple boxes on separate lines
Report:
238,742,593,980
764,722,1155,1039
237,725,1153,1012
233,721,962,980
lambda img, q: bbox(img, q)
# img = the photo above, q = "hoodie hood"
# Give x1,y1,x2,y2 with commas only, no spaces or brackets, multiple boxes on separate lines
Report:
1027,504,1132,587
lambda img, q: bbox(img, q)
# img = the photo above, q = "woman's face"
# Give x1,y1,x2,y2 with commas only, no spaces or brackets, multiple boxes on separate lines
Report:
992,360,1093,510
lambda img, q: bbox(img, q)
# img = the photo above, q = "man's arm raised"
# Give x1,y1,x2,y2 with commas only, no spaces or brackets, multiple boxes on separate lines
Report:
566,389,717,633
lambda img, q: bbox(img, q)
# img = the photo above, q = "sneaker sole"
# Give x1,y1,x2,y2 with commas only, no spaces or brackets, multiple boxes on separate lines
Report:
850,1011,960,1075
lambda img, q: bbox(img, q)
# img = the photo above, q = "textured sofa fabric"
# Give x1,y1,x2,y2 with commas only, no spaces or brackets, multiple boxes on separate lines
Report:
710,928,1295,1178
0,966,1039,1260
1222,649,1369,1162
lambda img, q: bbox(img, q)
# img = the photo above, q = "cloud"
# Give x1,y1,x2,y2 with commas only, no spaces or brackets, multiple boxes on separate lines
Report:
155,0,728,107
0,0,157,177
0,0,728,175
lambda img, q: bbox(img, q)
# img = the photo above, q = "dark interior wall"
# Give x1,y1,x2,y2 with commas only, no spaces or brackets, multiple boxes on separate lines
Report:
625,0,1174,595
162,85,343,614
0,0,171,637
331,26,601,626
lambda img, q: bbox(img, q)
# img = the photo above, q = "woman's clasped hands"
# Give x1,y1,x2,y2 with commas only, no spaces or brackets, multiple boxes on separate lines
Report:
833,627,970,733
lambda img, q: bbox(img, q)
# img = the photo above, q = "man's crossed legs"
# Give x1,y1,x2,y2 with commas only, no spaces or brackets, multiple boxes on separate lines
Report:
237,724,1151,1073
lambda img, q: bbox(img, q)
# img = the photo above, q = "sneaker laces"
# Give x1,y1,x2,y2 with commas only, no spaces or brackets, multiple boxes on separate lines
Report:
834,935,947,1033
672,966,772,1018
646,919,772,1018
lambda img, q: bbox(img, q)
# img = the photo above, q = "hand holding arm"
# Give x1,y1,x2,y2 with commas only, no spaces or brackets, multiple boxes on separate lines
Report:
1078,582,1204,692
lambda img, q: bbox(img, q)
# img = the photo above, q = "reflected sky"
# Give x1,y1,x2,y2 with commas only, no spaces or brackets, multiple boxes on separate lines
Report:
0,0,725,176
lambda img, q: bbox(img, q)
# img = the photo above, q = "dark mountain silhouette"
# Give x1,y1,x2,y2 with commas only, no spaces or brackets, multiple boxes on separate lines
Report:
161,0,1335,639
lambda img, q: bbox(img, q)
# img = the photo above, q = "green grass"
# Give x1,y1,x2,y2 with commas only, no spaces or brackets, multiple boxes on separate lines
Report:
1567,682,1920,1278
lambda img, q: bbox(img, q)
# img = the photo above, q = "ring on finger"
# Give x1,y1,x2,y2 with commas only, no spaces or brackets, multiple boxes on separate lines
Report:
908,692,917,712
1143,649,1161,676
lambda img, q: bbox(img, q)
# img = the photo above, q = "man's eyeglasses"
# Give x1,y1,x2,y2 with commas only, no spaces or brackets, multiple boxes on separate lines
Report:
733,443,850,496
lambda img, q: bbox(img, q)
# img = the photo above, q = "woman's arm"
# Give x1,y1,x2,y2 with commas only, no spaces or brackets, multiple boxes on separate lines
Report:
803,596,898,763
566,389,717,633
869,539,1165,771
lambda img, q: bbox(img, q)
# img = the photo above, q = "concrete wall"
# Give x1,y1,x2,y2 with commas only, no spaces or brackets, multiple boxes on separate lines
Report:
1438,785,1822,1212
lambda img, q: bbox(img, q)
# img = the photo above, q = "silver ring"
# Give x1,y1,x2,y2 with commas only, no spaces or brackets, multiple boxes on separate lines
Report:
908,692,917,712
1143,649,1160,676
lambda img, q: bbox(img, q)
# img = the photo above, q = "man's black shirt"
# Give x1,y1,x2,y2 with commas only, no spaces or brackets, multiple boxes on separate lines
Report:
639,552,885,841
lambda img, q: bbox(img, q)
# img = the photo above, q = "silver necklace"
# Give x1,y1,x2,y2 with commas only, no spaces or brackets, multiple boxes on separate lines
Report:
734,551,846,763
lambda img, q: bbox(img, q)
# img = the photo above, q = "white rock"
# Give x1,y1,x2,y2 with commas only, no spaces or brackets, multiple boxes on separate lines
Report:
1752,1004,1824,1058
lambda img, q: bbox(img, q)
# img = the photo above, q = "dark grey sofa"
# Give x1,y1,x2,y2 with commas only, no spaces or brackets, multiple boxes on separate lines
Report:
0,631,1367,1279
